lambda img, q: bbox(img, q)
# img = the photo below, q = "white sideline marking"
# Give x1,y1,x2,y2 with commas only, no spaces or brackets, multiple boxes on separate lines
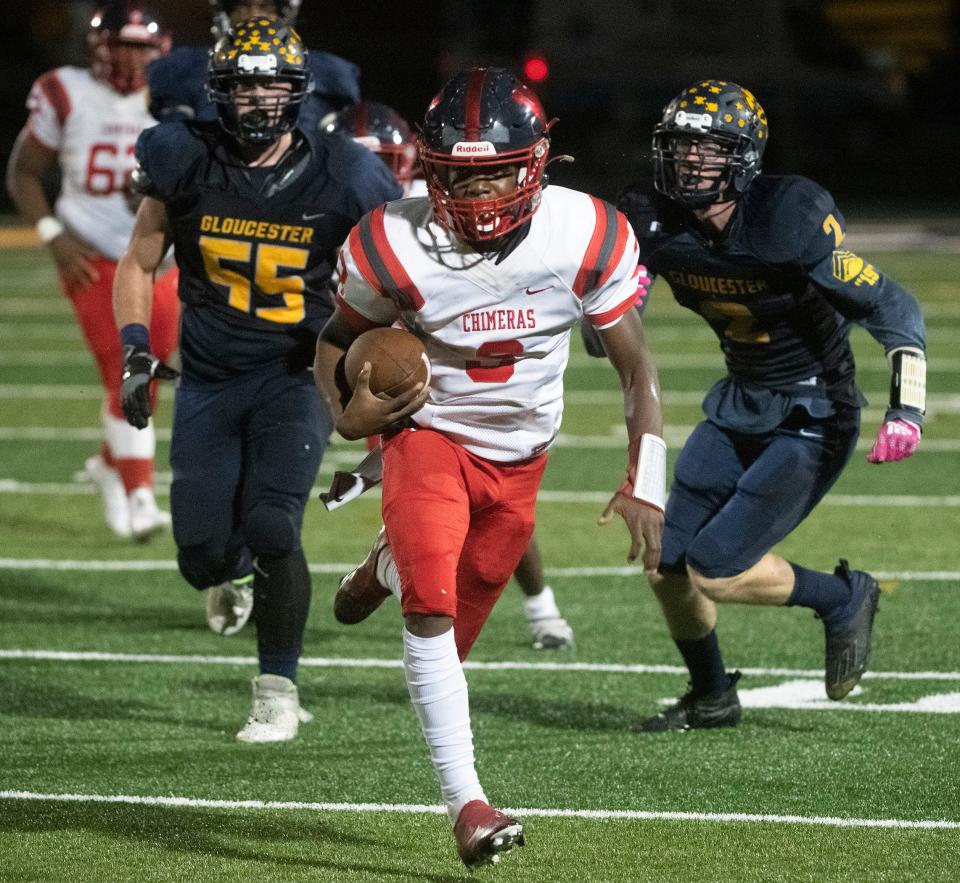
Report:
737,680,960,713
1,649,959,683
0,558,957,583
0,790,957,830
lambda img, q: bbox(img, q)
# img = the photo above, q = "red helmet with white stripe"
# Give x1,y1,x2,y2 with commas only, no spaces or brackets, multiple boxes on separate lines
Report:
88,2,169,95
417,66,553,242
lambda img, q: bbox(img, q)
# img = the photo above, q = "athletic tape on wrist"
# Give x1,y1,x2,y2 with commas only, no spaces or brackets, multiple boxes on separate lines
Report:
35,216,65,244
889,347,926,414
631,433,666,512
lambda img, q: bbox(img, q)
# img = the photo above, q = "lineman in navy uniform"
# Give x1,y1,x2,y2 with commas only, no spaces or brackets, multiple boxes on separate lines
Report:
147,0,359,129
586,80,926,730
113,17,401,742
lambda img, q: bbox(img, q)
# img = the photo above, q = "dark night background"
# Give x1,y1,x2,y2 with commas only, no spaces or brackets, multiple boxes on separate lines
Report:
2,0,959,215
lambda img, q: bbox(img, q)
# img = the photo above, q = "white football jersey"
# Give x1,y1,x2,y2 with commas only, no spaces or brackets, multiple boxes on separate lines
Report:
27,67,156,260
337,186,644,462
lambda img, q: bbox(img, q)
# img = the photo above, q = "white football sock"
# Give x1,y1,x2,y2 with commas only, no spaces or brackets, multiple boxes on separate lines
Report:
376,540,403,601
523,585,561,621
402,627,486,823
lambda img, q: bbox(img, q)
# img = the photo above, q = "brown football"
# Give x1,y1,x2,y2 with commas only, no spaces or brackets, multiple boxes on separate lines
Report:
344,327,430,397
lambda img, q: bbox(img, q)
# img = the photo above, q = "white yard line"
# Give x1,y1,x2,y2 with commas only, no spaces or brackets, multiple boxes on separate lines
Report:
4,480,960,505
0,789,956,830
0,648,958,683
0,558,956,582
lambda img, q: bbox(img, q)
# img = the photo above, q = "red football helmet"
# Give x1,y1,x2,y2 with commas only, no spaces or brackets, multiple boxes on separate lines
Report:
322,101,418,188
88,2,169,95
417,67,554,242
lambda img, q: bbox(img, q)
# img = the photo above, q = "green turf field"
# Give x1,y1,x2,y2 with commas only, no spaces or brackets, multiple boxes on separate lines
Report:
1,245,959,881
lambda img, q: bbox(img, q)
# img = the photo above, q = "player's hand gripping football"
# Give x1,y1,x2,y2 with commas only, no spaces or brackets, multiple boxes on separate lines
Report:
866,416,921,464
598,494,664,572
336,362,429,441
120,344,179,430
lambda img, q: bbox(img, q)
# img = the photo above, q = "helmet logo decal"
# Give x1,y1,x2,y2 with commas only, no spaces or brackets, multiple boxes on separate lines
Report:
451,141,498,156
673,111,713,132
237,53,278,73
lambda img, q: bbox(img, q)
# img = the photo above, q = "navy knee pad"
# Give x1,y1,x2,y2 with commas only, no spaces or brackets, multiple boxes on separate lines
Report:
177,544,237,590
243,502,300,559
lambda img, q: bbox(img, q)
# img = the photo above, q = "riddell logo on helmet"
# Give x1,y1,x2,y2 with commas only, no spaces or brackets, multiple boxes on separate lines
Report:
674,111,713,132
451,141,497,157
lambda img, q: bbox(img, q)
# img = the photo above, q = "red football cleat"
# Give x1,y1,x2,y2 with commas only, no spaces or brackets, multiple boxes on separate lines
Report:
333,528,392,624
453,800,525,868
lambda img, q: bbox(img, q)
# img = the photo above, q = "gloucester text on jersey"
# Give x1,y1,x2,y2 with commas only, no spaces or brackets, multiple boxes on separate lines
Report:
199,214,315,244
664,270,769,296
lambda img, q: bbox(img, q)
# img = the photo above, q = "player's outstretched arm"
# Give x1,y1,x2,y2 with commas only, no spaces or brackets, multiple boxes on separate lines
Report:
315,310,428,441
6,127,99,289
595,309,665,571
113,196,178,429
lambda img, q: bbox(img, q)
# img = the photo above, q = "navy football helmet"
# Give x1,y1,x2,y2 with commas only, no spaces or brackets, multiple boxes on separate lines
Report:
322,101,417,187
209,1,301,39
88,2,169,95
653,80,768,208
417,66,553,242
207,16,313,143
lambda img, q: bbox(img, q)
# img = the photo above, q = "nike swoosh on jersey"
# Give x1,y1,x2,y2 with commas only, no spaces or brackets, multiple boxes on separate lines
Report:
525,286,552,295
302,211,326,221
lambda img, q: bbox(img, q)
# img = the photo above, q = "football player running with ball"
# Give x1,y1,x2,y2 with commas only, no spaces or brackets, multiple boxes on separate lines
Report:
321,98,577,650
595,80,926,731
315,67,664,868
113,17,400,741
6,2,178,541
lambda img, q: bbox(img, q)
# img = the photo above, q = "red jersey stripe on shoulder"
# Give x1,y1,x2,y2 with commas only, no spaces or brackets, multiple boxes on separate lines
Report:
347,223,385,295
586,290,638,328
37,71,71,127
336,293,382,333
367,205,425,310
572,196,608,299
596,210,631,290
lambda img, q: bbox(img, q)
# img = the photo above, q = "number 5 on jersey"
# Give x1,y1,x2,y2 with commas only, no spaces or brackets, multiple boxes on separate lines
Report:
200,235,308,324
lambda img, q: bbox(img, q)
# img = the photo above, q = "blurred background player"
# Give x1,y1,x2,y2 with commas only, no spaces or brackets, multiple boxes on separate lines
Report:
147,0,359,127
321,98,575,650
6,0,178,541
114,16,400,741
598,80,927,731
315,66,662,867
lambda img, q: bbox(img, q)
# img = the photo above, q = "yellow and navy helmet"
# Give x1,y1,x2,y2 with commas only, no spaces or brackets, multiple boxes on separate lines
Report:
208,0,301,40
653,80,769,208
207,16,312,143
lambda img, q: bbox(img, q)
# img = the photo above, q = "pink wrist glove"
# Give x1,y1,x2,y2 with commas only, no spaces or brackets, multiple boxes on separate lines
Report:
866,418,921,463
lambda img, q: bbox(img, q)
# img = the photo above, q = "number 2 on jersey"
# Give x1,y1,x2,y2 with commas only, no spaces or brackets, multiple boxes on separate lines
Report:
701,301,770,344
466,340,524,382
200,235,307,324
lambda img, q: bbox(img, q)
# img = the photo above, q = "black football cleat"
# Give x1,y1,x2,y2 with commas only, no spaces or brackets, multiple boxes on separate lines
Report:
824,559,880,700
453,800,525,869
635,671,742,732
333,528,392,625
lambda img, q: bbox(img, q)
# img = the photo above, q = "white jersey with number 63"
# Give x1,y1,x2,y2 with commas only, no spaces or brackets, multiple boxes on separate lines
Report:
336,186,646,462
26,66,156,260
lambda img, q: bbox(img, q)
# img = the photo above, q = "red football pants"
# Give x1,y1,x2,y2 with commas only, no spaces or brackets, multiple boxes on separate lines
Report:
381,428,547,660
62,257,180,420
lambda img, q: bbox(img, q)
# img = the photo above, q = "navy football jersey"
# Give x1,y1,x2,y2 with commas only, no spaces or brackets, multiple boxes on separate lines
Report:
618,176,926,430
136,121,402,382
147,45,360,131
